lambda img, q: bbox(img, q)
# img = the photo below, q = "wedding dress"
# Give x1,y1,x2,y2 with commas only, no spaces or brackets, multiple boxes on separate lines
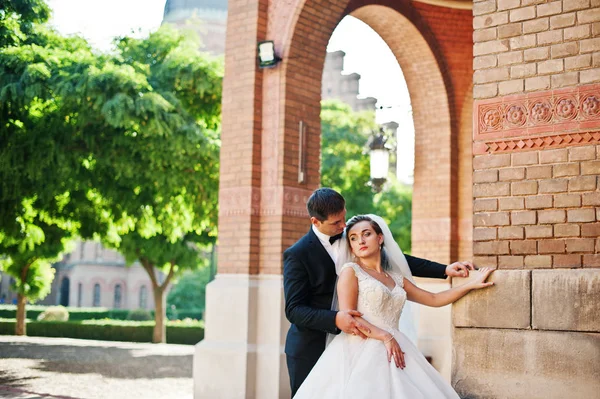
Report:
294,262,460,399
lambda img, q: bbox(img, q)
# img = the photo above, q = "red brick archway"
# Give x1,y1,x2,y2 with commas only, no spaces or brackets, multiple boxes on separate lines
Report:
197,1,473,397
263,0,473,270
217,0,472,276
199,0,600,397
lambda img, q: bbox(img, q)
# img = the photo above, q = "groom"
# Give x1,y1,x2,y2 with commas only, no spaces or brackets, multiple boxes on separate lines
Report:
283,187,474,396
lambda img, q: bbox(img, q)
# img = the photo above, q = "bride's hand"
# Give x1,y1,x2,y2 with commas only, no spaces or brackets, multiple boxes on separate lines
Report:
468,267,495,290
383,335,405,369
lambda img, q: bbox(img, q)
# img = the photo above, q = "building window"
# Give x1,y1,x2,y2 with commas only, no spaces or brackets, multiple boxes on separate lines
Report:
139,286,148,309
114,284,122,309
93,283,101,307
77,283,82,307
59,277,70,307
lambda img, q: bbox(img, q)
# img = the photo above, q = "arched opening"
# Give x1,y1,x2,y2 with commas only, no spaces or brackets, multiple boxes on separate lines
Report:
113,284,122,309
92,283,101,307
321,6,460,381
199,0,473,396
277,2,473,381
139,285,148,309
59,277,70,307
280,2,457,263
77,282,82,307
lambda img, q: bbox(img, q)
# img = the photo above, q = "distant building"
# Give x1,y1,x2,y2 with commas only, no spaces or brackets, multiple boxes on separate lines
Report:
162,0,228,55
321,50,378,112
0,243,160,310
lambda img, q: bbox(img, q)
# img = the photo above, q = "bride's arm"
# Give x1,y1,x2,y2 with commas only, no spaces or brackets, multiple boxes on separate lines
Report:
404,268,495,307
337,268,393,342
338,267,406,368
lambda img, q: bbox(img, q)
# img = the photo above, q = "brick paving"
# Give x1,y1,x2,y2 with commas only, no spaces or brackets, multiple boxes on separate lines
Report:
0,336,194,399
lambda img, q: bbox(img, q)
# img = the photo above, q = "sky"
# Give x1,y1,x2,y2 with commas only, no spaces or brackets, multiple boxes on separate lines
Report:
46,0,414,183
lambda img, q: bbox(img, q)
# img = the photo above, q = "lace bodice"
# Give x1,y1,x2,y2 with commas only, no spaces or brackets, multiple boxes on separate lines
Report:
340,262,407,331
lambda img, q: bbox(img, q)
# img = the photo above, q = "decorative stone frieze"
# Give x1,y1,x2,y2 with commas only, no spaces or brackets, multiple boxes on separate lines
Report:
474,84,600,154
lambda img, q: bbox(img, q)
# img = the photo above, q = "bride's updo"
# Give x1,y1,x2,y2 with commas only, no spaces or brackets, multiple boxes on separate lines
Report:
345,215,392,271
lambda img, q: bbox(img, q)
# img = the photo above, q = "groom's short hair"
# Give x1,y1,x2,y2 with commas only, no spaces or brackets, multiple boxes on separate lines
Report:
307,188,345,221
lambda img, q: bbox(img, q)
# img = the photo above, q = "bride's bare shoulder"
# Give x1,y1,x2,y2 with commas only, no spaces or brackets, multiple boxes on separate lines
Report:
340,262,359,273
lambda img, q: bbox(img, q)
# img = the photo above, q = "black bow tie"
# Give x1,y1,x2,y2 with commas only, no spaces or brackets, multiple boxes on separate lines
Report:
329,233,343,244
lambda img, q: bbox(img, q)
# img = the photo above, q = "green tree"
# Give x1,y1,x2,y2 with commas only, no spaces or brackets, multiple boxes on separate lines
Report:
0,0,50,48
320,100,412,252
93,28,222,343
0,0,93,335
0,199,74,334
321,100,376,216
373,183,412,253
0,1,222,340
167,259,213,312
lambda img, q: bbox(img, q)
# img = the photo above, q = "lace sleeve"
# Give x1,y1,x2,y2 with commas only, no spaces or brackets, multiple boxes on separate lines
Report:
390,272,404,288
339,262,369,281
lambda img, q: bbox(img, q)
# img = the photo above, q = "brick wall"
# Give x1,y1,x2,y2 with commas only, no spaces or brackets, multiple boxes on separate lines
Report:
473,0,600,99
459,1,600,397
471,0,600,270
473,145,600,269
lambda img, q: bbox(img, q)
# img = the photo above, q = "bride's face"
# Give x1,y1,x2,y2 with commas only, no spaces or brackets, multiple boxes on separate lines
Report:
347,221,383,259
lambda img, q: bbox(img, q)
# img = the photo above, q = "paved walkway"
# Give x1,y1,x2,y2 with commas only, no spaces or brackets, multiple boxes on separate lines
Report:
0,336,194,399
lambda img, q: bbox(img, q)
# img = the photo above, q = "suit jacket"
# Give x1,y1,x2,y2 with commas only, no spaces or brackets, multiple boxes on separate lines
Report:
283,227,447,362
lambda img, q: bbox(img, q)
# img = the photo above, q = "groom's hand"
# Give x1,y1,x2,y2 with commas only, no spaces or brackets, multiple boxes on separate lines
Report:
335,310,369,339
445,261,475,278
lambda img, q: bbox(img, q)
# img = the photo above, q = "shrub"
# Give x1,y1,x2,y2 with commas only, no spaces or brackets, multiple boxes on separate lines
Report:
107,309,131,320
127,309,152,321
0,305,155,321
0,318,204,345
0,304,46,320
37,306,69,322
175,308,203,320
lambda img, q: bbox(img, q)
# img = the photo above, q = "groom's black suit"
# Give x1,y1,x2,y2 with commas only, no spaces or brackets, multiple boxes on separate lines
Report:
283,227,447,396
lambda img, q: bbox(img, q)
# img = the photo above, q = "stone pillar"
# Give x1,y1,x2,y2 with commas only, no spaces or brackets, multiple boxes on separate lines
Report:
460,0,600,396
193,0,292,397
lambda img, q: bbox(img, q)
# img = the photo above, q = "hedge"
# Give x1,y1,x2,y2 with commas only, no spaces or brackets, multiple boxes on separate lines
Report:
171,308,203,320
0,318,204,345
0,305,202,321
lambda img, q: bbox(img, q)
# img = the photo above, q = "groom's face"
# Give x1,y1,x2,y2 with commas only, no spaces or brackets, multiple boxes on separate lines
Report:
312,209,347,237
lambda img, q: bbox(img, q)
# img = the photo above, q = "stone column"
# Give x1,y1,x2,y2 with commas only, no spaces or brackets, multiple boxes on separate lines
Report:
457,0,600,396
193,0,293,397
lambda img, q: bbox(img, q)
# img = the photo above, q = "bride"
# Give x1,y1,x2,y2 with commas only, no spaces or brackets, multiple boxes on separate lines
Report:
293,215,494,398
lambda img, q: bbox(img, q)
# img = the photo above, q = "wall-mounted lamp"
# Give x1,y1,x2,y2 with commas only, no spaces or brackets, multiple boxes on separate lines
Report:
367,128,390,193
257,40,281,68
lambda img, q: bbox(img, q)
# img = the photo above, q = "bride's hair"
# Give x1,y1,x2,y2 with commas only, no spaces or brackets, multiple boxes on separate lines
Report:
345,215,392,271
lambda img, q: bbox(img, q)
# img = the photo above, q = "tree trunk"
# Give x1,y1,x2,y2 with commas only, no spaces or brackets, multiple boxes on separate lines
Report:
139,257,174,344
15,293,27,336
152,286,166,343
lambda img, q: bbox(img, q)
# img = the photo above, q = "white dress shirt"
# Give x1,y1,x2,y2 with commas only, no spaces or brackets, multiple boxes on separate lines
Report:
312,225,342,264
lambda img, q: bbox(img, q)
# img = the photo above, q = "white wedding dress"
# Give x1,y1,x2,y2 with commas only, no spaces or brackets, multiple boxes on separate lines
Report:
294,263,460,399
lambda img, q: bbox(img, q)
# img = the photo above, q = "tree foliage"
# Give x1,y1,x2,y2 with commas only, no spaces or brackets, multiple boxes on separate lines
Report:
167,261,213,312
0,0,51,48
320,100,413,252
0,0,86,335
0,0,223,340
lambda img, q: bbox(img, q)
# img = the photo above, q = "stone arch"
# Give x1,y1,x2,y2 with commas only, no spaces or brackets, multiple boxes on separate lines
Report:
279,0,455,263
197,1,473,397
